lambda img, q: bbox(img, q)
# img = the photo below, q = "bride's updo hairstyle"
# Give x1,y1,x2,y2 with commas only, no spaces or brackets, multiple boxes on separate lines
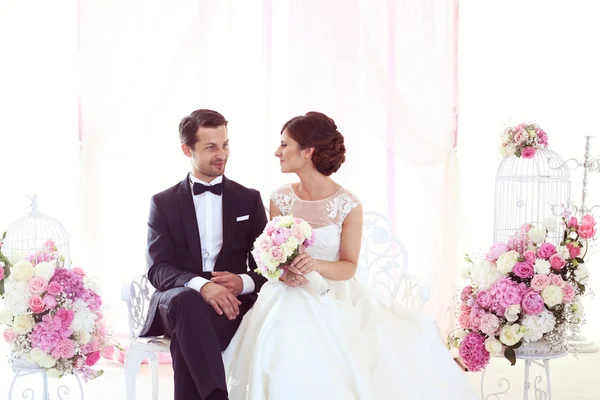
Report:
281,111,346,176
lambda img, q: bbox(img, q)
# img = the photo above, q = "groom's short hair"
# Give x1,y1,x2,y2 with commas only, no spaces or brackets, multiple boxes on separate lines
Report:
179,109,228,147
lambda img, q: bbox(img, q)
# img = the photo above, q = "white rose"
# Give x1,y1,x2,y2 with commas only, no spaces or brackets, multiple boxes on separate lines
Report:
556,246,569,260
504,304,521,323
278,216,294,227
574,264,590,284
527,227,547,245
502,133,511,143
0,309,13,325
11,260,34,281
75,331,91,345
12,315,35,334
485,337,503,355
34,262,55,280
280,242,296,258
259,253,279,271
470,260,503,291
47,368,62,378
299,221,312,239
497,251,520,274
534,259,551,275
543,217,559,232
37,354,57,368
499,324,523,346
29,348,45,362
541,285,564,307
506,143,517,156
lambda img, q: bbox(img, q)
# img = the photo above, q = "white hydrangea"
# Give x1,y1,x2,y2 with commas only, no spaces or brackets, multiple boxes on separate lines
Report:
534,259,551,275
469,259,503,291
71,300,97,334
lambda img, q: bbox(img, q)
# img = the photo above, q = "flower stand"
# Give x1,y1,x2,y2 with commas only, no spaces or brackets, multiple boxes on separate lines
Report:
8,358,84,400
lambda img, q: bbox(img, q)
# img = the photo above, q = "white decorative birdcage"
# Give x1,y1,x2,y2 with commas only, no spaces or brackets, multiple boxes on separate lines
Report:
494,149,571,246
1,195,71,267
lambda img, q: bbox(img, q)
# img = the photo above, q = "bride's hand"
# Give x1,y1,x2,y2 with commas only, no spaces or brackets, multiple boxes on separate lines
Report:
279,269,307,287
288,253,320,276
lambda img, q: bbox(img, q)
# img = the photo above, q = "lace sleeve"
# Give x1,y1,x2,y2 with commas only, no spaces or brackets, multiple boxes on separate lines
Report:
270,185,294,216
326,189,361,227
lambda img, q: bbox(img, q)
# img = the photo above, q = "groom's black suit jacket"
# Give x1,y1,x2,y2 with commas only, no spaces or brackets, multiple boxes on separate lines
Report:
139,174,268,337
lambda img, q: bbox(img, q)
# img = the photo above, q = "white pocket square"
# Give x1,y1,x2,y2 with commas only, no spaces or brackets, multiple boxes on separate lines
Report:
236,215,250,222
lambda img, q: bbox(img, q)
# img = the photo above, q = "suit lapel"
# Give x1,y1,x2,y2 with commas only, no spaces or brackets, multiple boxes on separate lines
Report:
215,176,237,270
178,174,203,268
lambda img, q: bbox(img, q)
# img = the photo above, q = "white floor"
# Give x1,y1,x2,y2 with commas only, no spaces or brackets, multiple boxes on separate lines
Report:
1,338,600,400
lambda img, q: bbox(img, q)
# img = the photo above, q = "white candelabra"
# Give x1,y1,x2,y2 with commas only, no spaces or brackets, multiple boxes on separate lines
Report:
550,135,600,354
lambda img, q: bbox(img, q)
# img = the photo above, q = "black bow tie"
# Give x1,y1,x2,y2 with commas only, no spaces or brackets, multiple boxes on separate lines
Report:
193,183,223,196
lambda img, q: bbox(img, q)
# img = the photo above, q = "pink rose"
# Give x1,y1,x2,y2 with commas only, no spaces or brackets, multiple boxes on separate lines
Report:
468,307,486,331
265,221,278,236
3,328,16,343
566,242,581,259
290,224,306,242
43,295,57,309
0,264,4,281
530,274,551,291
43,240,57,253
521,147,536,159
458,313,470,329
27,276,48,295
85,351,101,367
460,286,473,302
28,295,46,313
521,290,545,315
46,282,63,296
549,254,566,270
257,235,273,253
550,274,565,287
514,129,528,145
567,217,579,229
485,243,509,262
72,267,86,277
537,243,556,259
562,284,575,303
513,262,535,279
476,291,492,309
55,309,75,327
268,246,286,263
578,214,597,240
51,339,76,359
101,346,115,360
479,313,500,336
523,251,536,265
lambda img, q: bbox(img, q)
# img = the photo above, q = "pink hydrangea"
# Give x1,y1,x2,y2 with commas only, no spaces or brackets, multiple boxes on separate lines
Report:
50,268,85,298
479,313,500,336
521,290,545,315
459,332,490,372
489,278,527,316
476,291,492,309
469,306,486,331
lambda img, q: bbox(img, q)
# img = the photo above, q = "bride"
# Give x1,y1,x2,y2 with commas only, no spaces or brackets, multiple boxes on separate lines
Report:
222,112,477,399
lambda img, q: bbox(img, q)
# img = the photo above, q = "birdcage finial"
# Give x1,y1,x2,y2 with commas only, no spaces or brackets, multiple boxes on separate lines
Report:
28,194,42,217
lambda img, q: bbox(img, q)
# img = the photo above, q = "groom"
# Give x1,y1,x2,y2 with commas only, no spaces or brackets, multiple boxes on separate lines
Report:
139,109,268,400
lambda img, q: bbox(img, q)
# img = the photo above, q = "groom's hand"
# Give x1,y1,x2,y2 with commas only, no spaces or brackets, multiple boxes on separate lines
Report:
199,282,242,320
210,271,244,296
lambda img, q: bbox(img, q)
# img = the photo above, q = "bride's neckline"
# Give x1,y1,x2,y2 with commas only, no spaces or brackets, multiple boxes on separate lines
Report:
289,183,343,202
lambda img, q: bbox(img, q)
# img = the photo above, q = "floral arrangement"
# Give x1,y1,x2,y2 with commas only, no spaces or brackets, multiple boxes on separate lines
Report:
251,216,331,296
251,216,315,280
499,122,549,159
449,214,596,371
0,236,112,380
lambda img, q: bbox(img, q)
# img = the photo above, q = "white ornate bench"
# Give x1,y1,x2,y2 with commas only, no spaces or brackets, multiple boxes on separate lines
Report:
121,211,429,400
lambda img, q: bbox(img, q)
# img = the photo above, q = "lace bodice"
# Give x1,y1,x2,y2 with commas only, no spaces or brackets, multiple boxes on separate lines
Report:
270,184,361,262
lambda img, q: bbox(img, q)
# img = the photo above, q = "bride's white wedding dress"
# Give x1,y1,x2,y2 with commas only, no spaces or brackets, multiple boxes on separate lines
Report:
223,185,477,399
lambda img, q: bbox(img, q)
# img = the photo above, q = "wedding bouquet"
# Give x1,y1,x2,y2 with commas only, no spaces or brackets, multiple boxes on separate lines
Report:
499,122,549,158
0,237,112,381
251,216,331,296
449,214,596,371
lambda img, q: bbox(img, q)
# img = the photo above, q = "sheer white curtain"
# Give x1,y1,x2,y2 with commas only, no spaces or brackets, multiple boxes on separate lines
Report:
75,0,458,333
459,0,600,338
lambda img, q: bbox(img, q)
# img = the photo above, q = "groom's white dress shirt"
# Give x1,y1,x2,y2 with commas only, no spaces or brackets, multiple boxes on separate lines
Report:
186,174,255,294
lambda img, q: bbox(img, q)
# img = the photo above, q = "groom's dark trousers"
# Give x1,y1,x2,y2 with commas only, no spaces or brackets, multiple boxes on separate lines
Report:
139,174,267,400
